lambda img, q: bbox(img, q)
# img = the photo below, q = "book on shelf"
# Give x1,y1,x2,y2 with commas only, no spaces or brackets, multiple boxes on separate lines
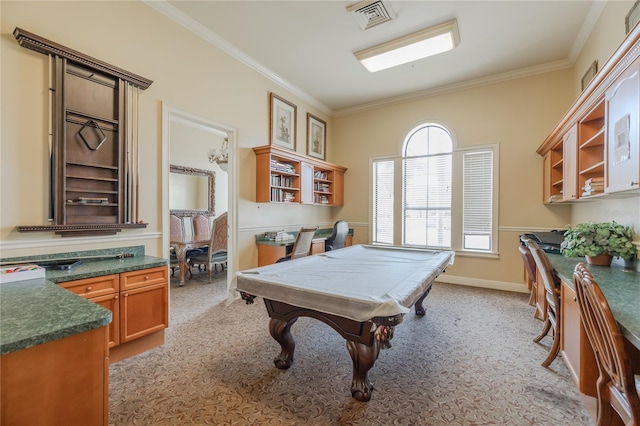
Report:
270,160,296,174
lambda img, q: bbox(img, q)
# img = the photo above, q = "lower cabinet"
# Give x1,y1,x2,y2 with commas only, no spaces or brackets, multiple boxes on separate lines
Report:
560,281,597,397
59,266,169,361
1,326,109,426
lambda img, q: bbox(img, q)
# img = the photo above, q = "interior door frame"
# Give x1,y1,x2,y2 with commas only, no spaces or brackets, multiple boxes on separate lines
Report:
161,102,238,301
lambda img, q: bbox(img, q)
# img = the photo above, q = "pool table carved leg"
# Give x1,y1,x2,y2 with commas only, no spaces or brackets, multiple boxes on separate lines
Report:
269,317,298,369
414,287,432,316
346,339,380,402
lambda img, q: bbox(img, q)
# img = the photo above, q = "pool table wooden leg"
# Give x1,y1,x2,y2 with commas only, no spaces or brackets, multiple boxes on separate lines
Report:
269,317,298,369
414,286,432,316
346,339,380,402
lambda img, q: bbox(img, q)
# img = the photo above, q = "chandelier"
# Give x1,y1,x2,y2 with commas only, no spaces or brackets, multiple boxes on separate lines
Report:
208,137,229,164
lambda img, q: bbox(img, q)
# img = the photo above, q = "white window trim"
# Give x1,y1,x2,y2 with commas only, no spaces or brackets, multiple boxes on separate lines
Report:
369,142,499,255
451,142,500,255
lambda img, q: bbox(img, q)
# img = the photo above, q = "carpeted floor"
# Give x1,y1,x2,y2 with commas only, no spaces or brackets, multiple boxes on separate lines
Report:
108,269,593,425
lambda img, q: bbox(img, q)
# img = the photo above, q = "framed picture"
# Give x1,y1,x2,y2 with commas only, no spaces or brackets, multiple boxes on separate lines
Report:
269,93,296,151
581,60,598,91
626,0,640,34
307,113,326,160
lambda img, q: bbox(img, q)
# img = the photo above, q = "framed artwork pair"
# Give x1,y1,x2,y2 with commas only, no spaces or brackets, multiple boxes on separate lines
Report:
269,92,326,160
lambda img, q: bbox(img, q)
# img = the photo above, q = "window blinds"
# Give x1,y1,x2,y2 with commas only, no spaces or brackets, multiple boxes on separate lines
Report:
462,150,493,250
372,159,394,244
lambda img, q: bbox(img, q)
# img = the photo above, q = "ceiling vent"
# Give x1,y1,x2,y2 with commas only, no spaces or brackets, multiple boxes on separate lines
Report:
347,1,396,31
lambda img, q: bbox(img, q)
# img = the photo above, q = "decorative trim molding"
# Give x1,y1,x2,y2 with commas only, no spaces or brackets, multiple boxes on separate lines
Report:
13,27,153,90
17,223,148,237
0,232,162,251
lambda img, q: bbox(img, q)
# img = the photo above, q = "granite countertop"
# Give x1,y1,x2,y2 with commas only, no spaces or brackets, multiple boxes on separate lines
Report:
44,255,168,283
0,252,168,356
0,279,111,355
547,253,640,350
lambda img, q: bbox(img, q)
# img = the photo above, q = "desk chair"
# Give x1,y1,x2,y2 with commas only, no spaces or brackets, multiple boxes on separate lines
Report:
325,220,349,252
526,240,562,367
574,263,640,426
518,242,539,311
189,212,228,282
276,226,319,262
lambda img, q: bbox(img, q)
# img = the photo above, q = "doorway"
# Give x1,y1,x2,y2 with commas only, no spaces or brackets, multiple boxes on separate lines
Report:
161,103,237,302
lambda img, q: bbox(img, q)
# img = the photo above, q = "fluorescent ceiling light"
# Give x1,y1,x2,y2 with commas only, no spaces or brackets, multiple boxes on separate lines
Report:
355,19,460,72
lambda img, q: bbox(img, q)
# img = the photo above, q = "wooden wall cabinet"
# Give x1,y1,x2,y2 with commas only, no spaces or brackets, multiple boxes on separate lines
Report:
578,100,606,198
538,24,640,202
605,58,640,193
59,266,168,360
13,28,152,236
562,125,578,201
253,145,347,206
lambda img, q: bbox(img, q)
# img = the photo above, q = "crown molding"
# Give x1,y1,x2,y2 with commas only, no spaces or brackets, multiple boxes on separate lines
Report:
143,0,331,115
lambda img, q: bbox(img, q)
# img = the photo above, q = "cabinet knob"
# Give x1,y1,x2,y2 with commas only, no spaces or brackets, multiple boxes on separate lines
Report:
86,286,92,291
123,293,128,297
144,275,150,280
114,294,119,299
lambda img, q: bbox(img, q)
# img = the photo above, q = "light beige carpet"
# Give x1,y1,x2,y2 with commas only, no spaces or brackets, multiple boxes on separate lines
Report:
108,269,593,425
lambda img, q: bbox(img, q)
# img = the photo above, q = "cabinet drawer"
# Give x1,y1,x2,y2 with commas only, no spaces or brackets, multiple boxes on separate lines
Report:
121,266,168,290
60,274,119,298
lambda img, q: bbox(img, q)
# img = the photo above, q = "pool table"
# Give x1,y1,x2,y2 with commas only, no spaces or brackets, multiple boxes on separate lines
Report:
236,244,454,402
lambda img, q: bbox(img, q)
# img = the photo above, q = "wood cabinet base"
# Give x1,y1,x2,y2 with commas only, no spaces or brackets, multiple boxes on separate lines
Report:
1,326,109,426
109,329,165,364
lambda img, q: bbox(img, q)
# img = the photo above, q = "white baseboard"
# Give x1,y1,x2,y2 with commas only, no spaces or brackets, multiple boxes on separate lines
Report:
436,274,529,294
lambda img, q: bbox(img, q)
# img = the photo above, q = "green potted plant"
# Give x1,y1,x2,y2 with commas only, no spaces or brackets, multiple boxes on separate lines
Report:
560,221,637,265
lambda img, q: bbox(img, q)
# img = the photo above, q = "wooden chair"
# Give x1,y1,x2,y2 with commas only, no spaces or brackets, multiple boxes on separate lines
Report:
277,226,319,262
325,220,349,252
518,242,539,310
189,213,228,282
526,240,562,367
574,263,640,426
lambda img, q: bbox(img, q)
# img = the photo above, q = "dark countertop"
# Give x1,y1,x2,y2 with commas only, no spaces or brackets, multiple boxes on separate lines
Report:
0,253,168,356
1,279,111,355
44,255,168,283
547,253,640,350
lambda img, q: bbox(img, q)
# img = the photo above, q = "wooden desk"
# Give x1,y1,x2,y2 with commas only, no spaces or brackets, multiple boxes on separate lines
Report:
256,235,352,266
170,234,209,285
546,254,640,397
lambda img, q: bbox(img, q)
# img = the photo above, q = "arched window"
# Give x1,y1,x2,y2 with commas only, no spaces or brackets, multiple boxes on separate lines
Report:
403,124,453,247
371,122,497,253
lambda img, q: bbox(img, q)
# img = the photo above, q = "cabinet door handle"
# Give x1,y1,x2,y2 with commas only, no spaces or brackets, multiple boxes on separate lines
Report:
631,181,638,186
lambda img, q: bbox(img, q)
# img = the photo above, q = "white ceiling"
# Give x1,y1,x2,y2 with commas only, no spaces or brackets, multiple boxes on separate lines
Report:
152,1,603,115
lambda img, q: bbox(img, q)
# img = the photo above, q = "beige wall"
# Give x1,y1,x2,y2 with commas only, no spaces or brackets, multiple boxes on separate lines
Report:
1,1,637,290
1,1,334,269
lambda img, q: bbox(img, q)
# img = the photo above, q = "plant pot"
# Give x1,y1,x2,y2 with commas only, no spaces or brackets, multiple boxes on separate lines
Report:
585,253,613,266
